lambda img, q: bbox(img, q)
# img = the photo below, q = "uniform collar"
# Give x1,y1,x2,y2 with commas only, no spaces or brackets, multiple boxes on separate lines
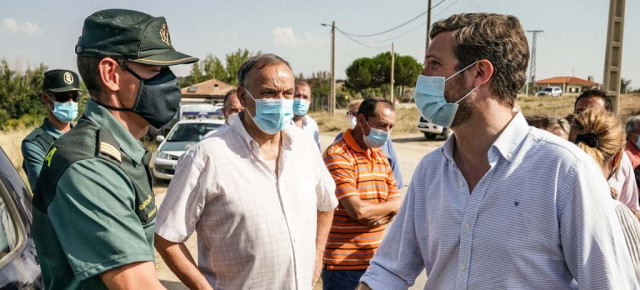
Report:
441,112,529,163
41,118,65,139
84,99,146,164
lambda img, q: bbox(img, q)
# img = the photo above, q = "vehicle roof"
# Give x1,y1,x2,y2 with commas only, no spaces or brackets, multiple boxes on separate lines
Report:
175,118,225,125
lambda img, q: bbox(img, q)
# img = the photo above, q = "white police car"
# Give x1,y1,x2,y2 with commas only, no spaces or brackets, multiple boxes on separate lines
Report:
151,119,225,180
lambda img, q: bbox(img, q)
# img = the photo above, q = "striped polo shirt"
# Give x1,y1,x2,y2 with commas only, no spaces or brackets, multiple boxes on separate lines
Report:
323,128,399,270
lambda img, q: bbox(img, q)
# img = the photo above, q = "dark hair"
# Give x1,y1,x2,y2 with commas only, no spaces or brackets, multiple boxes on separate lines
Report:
237,54,292,87
525,115,551,130
223,89,237,106
357,97,394,119
430,13,529,107
295,80,309,88
574,89,613,113
76,56,104,98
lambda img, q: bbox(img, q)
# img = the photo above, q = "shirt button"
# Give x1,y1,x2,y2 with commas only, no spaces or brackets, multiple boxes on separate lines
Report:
460,265,467,271
460,181,465,187
464,223,470,230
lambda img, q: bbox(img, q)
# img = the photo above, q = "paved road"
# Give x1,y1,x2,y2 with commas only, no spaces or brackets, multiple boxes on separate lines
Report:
154,132,445,289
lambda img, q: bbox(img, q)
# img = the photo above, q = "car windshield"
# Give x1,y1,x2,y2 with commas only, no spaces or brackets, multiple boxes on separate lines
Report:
166,123,222,142
543,88,553,92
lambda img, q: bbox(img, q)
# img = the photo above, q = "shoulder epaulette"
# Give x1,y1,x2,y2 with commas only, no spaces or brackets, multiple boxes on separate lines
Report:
99,141,122,163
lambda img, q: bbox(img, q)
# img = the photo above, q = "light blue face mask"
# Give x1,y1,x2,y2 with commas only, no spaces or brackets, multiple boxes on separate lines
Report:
48,96,78,123
244,89,294,135
362,120,390,148
413,61,479,128
293,98,310,116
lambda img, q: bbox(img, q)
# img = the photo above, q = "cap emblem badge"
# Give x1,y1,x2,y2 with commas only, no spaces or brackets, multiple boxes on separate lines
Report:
160,23,171,45
63,72,74,85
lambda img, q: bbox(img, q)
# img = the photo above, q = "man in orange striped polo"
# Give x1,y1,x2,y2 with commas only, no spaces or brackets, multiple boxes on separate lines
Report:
322,97,402,289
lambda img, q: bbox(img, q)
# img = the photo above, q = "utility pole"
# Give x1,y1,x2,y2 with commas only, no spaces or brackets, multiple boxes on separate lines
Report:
526,30,543,96
390,42,395,103
603,0,625,114
425,0,432,54
330,21,336,115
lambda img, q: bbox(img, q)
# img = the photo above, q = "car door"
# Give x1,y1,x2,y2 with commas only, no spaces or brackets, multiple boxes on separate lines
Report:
0,148,43,289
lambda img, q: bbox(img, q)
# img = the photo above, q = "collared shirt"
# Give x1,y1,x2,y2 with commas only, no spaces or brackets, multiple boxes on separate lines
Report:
360,113,638,289
323,129,399,270
335,132,404,188
609,153,640,211
32,100,155,289
626,140,640,170
155,113,338,290
291,115,320,149
21,118,65,189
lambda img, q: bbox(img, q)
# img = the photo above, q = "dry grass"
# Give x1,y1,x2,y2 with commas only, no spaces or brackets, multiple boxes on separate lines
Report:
311,106,420,134
311,94,640,134
0,127,34,184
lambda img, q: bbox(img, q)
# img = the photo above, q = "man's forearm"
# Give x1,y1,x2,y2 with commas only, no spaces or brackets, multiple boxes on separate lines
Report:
316,210,334,249
313,210,334,286
154,234,212,290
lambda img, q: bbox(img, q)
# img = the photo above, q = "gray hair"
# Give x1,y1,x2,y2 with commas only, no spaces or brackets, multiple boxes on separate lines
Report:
626,115,640,134
237,54,292,86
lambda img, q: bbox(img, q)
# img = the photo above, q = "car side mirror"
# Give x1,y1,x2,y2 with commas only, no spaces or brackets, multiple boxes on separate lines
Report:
156,135,165,142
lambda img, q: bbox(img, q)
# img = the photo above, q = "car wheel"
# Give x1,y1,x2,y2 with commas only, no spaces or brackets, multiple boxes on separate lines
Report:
424,132,436,140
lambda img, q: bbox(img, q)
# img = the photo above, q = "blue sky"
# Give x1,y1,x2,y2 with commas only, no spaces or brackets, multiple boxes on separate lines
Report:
1,0,639,89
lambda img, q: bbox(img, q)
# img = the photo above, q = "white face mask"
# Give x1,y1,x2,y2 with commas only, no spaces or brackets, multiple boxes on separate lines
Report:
348,116,358,129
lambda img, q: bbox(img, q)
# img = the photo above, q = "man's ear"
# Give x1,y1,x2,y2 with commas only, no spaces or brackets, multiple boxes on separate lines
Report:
237,86,248,108
98,58,120,93
473,59,494,88
41,92,50,105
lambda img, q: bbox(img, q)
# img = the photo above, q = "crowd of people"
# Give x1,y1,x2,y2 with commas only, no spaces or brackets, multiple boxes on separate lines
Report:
17,8,640,290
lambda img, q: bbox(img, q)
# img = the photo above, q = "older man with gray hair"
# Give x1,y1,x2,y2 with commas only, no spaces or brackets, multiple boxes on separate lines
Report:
154,53,338,289
626,115,640,171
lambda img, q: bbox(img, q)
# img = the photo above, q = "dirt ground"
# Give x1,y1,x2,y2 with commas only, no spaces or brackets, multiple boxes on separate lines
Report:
153,131,444,289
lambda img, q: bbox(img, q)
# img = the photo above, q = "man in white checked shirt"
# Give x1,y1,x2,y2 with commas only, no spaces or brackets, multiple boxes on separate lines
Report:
154,54,338,289
359,13,639,289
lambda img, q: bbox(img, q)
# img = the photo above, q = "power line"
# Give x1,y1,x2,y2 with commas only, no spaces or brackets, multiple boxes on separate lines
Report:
340,0,447,38
335,26,390,49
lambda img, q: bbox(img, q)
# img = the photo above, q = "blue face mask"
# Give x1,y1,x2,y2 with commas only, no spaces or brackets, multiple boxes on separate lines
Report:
244,89,294,135
414,61,479,128
362,120,390,148
293,98,310,116
48,96,78,123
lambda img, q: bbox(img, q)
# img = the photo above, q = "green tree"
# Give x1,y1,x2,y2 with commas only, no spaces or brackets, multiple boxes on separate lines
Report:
621,78,632,94
0,59,48,129
345,53,422,100
201,54,226,81
394,55,423,101
224,49,258,85
345,58,375,94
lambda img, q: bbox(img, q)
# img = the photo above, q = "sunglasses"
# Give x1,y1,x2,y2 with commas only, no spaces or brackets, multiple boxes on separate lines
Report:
346,111,358,118
47,91,80,102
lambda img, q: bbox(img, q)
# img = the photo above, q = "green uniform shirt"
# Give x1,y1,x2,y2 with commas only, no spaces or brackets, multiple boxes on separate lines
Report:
32,100,157,289
21,118,64,190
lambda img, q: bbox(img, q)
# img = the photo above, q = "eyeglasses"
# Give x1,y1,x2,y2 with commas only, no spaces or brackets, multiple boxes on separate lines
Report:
346,111,358,118
47,91,80,102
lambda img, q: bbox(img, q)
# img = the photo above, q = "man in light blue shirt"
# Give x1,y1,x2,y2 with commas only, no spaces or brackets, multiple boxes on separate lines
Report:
292,80,321,149
359,13,638,289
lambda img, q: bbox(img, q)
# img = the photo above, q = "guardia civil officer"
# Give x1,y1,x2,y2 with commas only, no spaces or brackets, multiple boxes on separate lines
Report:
21,69,80,190
31,9,197,289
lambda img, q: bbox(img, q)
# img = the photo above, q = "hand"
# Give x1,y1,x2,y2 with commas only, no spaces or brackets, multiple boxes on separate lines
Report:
312,249,324,287
367,216,390,227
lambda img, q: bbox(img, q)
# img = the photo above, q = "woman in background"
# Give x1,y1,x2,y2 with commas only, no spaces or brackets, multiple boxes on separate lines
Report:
570,108,640,282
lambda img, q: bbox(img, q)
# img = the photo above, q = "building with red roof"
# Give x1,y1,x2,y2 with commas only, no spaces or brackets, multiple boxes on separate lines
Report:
534,76,601,94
